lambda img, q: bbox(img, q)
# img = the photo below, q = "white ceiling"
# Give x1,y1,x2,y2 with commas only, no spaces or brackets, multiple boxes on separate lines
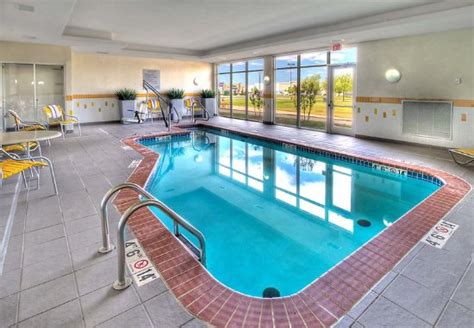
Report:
0,0,473,62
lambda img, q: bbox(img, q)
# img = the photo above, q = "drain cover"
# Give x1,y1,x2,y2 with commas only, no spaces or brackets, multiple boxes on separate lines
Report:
263,287,280,298
357,219,371,227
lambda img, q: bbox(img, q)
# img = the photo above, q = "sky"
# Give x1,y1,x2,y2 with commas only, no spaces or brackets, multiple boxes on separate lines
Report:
218,47,357,88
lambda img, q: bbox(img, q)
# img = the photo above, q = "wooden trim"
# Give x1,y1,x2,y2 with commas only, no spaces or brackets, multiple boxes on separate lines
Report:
356,96,474,108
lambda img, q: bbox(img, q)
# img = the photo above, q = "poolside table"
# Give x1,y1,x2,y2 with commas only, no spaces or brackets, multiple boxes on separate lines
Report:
0,130,62,157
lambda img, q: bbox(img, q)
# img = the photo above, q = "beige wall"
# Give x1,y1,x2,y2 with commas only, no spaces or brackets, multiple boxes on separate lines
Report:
357,28,474,99
71,52,212,95
355,28,474,147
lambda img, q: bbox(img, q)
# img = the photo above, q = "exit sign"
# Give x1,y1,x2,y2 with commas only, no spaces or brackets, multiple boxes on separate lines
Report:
332,43,342,51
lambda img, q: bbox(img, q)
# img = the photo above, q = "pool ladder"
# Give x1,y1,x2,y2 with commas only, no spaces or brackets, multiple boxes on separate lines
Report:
99,182,206,290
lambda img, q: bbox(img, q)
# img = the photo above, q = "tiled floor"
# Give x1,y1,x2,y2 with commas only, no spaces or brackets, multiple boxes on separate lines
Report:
1,117,473,327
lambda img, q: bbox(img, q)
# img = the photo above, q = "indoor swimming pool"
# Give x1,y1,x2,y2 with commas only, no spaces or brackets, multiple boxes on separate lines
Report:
140,128,440,297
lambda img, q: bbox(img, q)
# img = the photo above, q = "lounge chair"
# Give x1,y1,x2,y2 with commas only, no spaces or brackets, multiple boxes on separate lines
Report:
7,109,47,131
43,105,81,139
0,149,58,194
449,149,474,166
147,99,163,123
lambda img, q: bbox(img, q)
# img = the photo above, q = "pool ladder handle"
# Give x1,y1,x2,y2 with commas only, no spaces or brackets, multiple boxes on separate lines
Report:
99,182,207,291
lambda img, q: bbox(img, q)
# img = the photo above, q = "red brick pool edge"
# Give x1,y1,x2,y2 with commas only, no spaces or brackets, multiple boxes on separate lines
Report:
114,124,471,328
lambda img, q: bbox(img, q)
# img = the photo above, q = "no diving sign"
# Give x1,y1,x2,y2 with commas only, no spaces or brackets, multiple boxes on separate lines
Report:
125,239,159,287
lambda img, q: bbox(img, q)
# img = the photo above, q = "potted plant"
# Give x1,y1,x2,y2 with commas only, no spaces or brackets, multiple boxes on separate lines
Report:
115,88,137,123
167,88,185,120
201,89,216,117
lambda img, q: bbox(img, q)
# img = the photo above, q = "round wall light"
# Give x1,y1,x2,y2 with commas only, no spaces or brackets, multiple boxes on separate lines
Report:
263,75,271,86
385,69,401,83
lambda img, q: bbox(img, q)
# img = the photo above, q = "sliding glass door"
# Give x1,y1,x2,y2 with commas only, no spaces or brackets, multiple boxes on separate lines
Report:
2,63,64,129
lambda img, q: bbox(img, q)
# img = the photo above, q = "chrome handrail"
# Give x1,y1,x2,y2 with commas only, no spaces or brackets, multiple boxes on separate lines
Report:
191,100,210,123
113,198,207,290
99,182,156,253
143,80,180,131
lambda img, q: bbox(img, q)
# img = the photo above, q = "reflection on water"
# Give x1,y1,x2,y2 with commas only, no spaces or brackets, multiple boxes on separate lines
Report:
143,129,438,296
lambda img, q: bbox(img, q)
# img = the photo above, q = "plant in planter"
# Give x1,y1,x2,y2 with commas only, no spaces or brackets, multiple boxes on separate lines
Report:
201,89,216,117
167,88,186,120
115,88,138,123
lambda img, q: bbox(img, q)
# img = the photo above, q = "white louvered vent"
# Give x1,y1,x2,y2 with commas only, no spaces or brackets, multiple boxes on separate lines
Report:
402,100,452,139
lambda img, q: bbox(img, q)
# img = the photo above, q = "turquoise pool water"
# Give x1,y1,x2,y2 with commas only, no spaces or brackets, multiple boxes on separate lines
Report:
141,129,439,297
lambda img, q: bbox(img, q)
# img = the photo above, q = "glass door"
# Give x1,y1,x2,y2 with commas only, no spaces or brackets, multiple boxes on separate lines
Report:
3,63,35,128
35,65,65,117
329,65,355,134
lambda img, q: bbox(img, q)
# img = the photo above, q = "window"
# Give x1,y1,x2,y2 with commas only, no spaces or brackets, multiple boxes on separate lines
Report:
216,59,264,121
274,52,328,129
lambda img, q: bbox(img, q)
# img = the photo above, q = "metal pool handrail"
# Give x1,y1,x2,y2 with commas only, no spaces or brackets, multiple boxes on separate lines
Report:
99,182,156,253
113,199,207,290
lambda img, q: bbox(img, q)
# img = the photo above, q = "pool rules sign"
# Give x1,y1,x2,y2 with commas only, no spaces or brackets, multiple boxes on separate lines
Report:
125,239,159,287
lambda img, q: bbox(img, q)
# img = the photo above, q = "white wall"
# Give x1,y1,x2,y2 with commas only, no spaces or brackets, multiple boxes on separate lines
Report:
355,28,474,147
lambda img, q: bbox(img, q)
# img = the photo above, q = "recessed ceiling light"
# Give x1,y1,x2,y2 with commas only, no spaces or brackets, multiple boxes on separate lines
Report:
16,3,35,12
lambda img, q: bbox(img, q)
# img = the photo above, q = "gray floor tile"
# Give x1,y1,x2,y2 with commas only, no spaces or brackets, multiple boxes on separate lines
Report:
452,264,474,311
67,226,105,251
75,257,117,296
332,315,355,328
70,241,115,271
2,248,23,273
133,277,168,303
0,268,21,299
60,191,97,221
358,297,431,328
81,284,140,327
19,274,77,321
145,291,193,328
383,275,449,325
0,293,18,327
402,247,470,297
372,271,398,294
436,301,474,328
64,214,101,235
24,211,62,233
22,237,68,267
96,305,153,328
21,252,73,290
18,299,84,328
24,224,65,246
56,175,85,194
347,291,378,319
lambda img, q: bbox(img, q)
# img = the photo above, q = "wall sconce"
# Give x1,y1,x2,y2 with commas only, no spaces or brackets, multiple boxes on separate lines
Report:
385,69,401,83
263,75,271,86
193,77,199,86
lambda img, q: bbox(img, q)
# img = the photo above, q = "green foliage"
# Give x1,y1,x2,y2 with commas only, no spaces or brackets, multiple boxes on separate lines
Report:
167,88,185,99
115,88,137,100
201,89,216,98
286,74,322,121
334,73,352,101
249,87,264,115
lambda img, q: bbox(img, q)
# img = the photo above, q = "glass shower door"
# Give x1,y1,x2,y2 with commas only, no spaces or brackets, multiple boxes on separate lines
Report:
35,65,65,119
3,63,35,128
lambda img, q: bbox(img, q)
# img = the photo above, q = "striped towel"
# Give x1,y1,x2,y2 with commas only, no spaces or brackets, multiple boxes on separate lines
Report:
48,105,63,119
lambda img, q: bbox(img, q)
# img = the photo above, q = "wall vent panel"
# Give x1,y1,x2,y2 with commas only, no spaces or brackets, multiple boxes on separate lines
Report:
402,101,452,139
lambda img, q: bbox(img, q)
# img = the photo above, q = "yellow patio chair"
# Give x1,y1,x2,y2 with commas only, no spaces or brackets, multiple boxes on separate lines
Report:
43,105,81,139
449,148,474,166
147,99,162,123
184,98,209,122
7,109,47,131
0,149,58,194
2,142,41,156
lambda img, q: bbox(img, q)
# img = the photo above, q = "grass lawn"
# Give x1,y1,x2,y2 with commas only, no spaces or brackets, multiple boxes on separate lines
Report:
218,95,352,128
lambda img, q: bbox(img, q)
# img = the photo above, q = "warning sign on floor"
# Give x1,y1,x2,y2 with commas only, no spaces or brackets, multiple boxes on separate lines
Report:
125,239,159,286
422,220,459,249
